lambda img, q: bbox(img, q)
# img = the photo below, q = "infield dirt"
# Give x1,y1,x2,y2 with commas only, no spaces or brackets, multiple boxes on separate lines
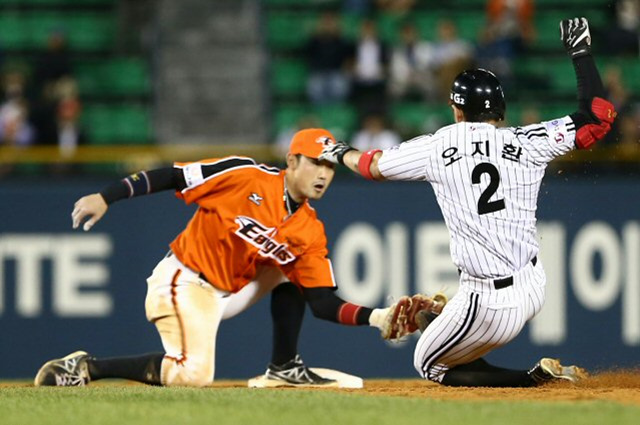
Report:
212,370,640,405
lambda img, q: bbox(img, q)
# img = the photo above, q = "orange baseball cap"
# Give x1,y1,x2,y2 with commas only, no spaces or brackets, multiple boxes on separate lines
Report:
288,128,337,159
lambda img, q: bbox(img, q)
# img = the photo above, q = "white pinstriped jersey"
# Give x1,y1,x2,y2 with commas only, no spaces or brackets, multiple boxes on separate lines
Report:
378,116,576,279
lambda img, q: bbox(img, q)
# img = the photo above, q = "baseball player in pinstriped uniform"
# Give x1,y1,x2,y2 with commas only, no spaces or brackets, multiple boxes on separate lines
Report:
322,18,616,386
34,129,409,388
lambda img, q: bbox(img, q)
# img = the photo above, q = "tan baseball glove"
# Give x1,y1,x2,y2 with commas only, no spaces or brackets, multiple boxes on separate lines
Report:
380,293,448,341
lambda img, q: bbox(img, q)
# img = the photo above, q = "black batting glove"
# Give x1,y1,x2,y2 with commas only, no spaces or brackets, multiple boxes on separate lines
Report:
319,141,356,166
560,17,592,58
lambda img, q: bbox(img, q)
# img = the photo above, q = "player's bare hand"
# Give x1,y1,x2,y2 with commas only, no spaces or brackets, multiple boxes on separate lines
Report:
72,193,108,231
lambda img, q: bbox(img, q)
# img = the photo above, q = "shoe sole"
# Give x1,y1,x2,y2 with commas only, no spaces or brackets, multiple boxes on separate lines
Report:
34,350,89,387
540,358,587,383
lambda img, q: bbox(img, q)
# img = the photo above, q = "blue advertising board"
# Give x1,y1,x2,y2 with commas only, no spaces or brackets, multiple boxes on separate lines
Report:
0,176,638,379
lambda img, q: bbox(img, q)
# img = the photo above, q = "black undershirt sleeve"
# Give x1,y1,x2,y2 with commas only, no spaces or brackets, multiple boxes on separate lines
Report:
99,167,187,205
301,286,372,325
569,54,606,128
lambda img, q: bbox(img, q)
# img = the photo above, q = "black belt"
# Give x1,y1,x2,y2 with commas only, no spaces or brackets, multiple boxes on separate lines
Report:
493,256,537,290
457,256,537,289
164,250,210,284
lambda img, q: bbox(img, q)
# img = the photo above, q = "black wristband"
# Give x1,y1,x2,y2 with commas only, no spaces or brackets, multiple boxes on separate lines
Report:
337,147,355,166
99,168,181,205
99,181,130,205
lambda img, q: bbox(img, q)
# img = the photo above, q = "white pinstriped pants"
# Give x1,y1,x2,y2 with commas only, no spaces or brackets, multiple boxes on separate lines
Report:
414,259,546,382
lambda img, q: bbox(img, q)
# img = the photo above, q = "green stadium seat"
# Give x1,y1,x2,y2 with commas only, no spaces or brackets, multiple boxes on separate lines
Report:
273,103,357,140
314,103,357,140
102,58,151,96
0,14,30,49
533,11,608,50
266,12,318,50
274,103,311,133
82,105,152,144
66,13,116,51
112,106,152,144
271,59,308,97
0,12,115,51
82,105,115,144
0,0,115,4
391,103,454,135
414,12,486,42
265,0,340,6
535,0,611,5
505,102,576,126
76,58,151,97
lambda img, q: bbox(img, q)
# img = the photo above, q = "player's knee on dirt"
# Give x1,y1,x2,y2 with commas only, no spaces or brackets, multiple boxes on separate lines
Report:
161,356,214,387
413,348,446,383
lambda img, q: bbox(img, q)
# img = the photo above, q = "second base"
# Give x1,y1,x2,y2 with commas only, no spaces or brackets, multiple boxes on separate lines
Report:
248,368,363,389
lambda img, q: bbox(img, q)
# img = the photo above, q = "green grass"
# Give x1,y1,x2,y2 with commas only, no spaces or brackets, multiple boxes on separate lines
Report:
0,386,638,425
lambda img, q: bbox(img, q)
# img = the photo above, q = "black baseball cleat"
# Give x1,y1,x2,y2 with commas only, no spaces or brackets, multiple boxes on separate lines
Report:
263,354,338,387
34,351,92,386
529,358,587,384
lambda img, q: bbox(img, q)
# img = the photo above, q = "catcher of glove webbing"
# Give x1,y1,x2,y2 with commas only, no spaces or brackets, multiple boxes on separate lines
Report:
380,293,448,341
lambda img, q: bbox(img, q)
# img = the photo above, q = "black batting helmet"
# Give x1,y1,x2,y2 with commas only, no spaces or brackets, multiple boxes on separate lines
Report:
450,69,505,122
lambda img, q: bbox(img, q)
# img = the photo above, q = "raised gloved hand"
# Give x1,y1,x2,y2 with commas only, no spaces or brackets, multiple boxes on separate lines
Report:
380,293,448,341
319,141,355,165
560,17,591,58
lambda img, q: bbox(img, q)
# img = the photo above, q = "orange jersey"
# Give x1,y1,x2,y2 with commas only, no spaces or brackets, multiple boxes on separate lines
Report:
169,156,337,293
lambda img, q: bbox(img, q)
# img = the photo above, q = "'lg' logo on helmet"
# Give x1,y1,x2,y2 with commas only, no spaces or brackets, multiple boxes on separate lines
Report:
451,93,465,105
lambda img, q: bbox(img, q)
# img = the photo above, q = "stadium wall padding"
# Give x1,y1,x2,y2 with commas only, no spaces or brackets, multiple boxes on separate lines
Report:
1,178,638,379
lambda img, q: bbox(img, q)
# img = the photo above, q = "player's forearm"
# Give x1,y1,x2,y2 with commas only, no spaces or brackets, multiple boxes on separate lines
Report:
571,54,605,103
303,286,388,328
569,53,607,129
100,167,186,205
342,150,385,180
559,17,616,149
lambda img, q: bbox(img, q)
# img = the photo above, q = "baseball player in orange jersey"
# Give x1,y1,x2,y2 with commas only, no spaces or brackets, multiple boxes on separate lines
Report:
322,18,614,386
34,129,398,387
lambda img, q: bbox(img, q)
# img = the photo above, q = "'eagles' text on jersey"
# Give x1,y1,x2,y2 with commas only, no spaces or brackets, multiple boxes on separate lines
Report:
169,156,337,293
378,117,576,278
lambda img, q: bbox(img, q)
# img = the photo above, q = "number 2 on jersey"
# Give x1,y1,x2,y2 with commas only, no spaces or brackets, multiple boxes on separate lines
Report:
471,163,505,215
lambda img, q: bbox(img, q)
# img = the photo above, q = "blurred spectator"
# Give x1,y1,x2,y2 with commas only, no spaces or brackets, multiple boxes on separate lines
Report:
604,0,640,56
38,96,86,156
602,65,633,146
388,21,436,100
375,0,416,14
0,67,34,147
32,77,83,147
2,67,29,101
616,109,640,150
305,12,353,105
430,19,473,99
0,100,34,147
32,30,73,100
351,19,389,113
477,0,535,88
351,113,400,150
519,105,541,126
343,0,374,15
